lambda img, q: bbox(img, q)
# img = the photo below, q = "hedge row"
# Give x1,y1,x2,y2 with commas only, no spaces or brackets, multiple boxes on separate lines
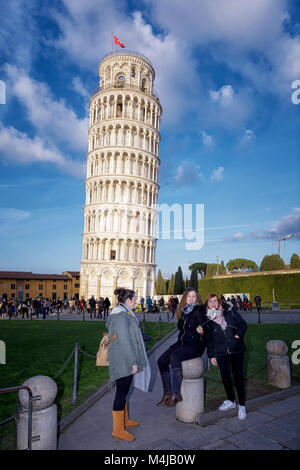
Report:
198,272,300,303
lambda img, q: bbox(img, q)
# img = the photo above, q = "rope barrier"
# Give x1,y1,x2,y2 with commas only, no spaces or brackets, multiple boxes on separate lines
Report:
205,360,269,384
52,348,75,380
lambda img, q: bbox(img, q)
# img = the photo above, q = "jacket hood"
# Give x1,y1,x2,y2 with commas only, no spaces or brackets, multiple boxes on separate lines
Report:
106,305,128,328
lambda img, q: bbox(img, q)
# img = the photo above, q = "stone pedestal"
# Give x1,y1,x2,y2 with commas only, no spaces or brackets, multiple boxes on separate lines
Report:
17,375,57,450
272,302,280,311
176,357,204,423
266,340,291,389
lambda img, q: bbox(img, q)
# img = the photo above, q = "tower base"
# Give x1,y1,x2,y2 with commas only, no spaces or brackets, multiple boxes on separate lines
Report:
80,261,155,307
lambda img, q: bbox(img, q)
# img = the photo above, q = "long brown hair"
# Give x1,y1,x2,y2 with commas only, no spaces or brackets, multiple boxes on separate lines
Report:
204,293,223,311
176,288,202,319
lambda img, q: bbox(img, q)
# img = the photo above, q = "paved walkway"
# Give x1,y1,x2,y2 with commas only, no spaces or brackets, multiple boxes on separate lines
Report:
58,329,300,451
7,309,300,324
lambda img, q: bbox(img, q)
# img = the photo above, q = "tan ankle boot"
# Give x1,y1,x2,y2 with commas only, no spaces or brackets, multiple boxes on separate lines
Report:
125,403,139,428
112,410,135,441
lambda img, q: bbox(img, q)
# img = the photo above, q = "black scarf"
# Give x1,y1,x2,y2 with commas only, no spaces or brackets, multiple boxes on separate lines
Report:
181,302,197,318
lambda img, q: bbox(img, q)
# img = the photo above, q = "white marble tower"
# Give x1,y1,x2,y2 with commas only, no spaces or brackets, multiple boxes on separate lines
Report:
80,50,162,305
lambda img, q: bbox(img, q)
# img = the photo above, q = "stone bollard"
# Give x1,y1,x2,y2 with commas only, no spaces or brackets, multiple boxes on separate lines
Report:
266,340,291,389
17,375,57,450
272,302,280,311
176,357,204,423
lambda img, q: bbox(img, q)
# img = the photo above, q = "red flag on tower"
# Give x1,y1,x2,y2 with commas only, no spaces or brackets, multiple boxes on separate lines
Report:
113,35,125,48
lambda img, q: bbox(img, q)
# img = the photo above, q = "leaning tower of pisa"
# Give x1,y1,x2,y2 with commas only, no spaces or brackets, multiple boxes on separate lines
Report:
80,50,162,306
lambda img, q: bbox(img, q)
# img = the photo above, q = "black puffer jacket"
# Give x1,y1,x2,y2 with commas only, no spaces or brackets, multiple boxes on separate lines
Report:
204,304,247,358
177,305,207,351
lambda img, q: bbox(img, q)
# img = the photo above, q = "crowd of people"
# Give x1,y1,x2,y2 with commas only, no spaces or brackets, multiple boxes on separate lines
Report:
0,292,261,320
0,296,70,319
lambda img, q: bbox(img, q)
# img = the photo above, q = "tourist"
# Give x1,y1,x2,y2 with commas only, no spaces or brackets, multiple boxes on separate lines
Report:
140,297,145,312
152,300,159,313
156,288,207,407
146,296,152,312
89,295,97,318
106,288,150,442
103,297,111,319
171,296,179,319
204,293,248,420
159,297,165,312
254,294,262,311
56,297,63,313
97,297,104,318
80,297,86,313
21,302,29,319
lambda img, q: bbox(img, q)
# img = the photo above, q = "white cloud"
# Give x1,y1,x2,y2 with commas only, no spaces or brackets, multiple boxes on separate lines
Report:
240,129,256,145
5,65,89,153
0,208,30,222
201,131,214,147
0,0,39,71
174,161,203,186
0,124,85,178
211,166,224,182
225,232,247,242
147,0,300,95
251,209,300,239
72,77,90,100
210,85,234,106
207,85,255,130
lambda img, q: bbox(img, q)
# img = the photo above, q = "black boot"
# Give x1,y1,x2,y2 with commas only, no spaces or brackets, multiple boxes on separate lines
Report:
156,371,171,406
164,367,183,407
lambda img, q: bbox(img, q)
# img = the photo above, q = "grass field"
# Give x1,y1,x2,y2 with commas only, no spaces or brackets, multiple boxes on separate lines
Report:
0,321,299,449
0,319,175,449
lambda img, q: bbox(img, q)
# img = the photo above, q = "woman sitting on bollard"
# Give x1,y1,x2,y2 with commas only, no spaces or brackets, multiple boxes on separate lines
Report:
156,288,207,407
106,288,150,442
204,293,248,420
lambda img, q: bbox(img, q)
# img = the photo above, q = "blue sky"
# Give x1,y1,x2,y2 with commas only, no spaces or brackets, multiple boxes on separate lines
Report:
0,0,299,279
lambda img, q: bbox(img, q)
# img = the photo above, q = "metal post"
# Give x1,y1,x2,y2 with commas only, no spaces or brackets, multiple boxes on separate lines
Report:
72,343,79,404
27,390,33,450
158,315,161,339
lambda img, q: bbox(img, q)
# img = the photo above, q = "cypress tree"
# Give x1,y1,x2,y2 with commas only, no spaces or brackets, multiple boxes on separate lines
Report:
168,274,175,295
219,260,226,274
174,266,184,294
155,269,165,295
190,269,198,290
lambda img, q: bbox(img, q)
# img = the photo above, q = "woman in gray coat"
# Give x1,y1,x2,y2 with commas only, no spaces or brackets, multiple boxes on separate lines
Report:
106,288,148,441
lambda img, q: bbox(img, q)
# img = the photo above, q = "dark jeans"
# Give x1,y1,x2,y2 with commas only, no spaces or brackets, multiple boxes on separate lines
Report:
158,341,204,372
90,308,96,318
103,308,109,318
217,352,245,406
113,375,133,411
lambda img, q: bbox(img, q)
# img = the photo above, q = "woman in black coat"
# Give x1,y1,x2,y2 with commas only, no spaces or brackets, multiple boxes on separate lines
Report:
156,288,207,407
204,293,248,420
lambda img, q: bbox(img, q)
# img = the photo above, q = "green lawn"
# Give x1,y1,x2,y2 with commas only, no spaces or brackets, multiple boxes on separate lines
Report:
0,319,175,450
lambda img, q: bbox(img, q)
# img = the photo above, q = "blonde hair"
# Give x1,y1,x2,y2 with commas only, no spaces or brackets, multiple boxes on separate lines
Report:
176,288,202,319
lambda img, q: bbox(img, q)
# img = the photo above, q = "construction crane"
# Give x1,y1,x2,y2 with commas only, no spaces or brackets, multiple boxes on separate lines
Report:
277,232,300,256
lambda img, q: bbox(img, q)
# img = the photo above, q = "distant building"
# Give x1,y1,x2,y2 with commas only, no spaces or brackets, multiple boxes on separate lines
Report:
63,271,80,299
0,271,77,301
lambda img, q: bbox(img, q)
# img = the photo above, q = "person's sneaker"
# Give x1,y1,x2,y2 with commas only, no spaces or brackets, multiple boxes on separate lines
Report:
218,400,236,411
238,405,247,420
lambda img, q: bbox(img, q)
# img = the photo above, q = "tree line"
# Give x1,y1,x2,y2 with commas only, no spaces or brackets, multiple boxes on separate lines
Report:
155,253,300,295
